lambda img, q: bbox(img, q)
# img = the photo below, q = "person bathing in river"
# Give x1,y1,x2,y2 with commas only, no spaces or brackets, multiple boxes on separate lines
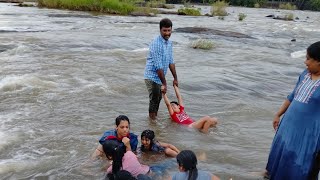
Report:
163,85,218,134
92,115,138,159
140,129,180,157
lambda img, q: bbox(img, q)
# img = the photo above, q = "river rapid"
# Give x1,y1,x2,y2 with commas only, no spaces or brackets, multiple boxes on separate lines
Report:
0,2,320,180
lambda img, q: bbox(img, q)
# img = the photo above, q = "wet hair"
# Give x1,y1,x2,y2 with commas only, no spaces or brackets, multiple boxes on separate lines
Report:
115,115,130,127
160,18,172,29
176,150,198,180
140,130,155,152
170,101,179,106
115,170,137,180
307,41,320,62
102,140,126,176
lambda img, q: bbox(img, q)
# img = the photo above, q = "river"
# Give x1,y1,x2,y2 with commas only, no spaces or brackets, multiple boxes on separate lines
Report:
0,2,320,180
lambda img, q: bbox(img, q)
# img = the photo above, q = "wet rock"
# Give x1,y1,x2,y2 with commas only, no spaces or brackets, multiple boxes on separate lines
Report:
266,14,274,18
291,39,296,42
157,10,178,15
295,17,299,20
175,27,254,39
129,12,157,17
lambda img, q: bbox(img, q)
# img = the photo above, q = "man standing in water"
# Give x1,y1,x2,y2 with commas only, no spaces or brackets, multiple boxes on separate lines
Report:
144,18,178,120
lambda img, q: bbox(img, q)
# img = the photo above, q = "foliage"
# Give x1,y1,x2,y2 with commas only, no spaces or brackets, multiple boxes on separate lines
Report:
228,0,266,7
279,3,296,10
38,0,136,15
211,0,228,16
191,39,214,50
238,12,246,21
284,13,294,20
178,7,201,15
305,0,320,11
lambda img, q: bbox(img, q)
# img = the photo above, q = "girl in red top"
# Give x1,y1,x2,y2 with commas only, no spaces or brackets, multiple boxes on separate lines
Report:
163,85,218,133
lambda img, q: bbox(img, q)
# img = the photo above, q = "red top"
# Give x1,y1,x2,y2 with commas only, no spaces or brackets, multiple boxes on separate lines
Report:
170,105,194,125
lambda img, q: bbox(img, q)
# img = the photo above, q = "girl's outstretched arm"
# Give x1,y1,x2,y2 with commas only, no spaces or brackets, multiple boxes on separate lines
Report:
163,92,174,115
159,142,180,157
173,85,184,107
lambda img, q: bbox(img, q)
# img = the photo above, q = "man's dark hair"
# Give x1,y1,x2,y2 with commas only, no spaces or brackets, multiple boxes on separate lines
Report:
160,18,172,29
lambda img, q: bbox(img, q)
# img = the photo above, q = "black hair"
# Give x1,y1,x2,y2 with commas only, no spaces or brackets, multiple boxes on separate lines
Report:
170,101,179,106
116,170,137,180
176,150,198,180
102,140,126,176
115,115,130,126
140,129,155,152
160,18,172,29
307,41,320,62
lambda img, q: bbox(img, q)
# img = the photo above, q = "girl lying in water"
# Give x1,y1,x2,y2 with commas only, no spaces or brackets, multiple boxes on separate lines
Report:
140,129,180,157
163,85,218,134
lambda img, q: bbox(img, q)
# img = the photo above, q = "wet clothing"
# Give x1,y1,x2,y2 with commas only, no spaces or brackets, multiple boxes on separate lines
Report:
266,69,320,179
172,170,212,180
144,35,174,85
99,129,138,152
144,35,174,113
170,105,194,125
107,151,150,177
145,79,162,113
140,142,165,153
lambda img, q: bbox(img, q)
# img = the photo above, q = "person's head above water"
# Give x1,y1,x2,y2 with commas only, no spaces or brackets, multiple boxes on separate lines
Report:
141,129,155,151
176,150,198,179
115,115,130,138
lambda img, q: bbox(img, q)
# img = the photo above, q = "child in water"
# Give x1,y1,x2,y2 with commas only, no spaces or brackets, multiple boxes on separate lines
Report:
140,129,180,157
163,85,218,134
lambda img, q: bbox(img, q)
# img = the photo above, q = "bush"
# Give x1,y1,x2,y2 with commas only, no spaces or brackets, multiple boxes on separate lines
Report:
228,0,266,7
238,13,246,21
279,3,297,10
38,0,136,15
284,13,294,20
191,39,214,50
211,0,228,16
178,8,201,16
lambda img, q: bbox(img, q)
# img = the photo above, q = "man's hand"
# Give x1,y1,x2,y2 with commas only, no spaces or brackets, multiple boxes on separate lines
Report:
161,84,167,94
173,79,178,87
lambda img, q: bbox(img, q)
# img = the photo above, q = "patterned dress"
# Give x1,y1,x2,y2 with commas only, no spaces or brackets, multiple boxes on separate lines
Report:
266,69,320,179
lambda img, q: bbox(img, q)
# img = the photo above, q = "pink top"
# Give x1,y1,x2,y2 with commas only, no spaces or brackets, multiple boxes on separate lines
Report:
107,151,150,177
170,105,194,125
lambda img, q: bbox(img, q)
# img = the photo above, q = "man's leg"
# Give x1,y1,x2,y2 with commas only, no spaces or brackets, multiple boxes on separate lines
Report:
145,79,161,119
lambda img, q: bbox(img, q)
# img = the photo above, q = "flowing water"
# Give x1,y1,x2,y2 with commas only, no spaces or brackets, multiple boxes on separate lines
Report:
1,3,320,179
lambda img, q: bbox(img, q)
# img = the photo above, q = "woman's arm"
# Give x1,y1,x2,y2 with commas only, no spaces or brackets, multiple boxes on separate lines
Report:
273,99,291,130
122,137,132,152
173,85,184,107
163,92,174,115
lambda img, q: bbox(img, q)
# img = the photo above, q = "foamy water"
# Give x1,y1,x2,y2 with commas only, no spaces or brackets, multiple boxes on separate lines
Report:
1,2,320,179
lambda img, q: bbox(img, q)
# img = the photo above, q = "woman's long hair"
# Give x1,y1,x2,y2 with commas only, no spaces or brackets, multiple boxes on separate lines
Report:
103,140,126,176
140,130,155,152
176,150,198,180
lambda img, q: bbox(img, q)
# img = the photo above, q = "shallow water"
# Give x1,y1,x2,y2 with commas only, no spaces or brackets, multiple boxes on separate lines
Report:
0,3,320,179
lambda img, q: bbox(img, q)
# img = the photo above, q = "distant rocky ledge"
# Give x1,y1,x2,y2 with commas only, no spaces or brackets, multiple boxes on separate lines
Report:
175,27,254,39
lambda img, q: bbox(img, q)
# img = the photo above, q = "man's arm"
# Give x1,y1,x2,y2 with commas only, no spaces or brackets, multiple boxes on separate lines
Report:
157,69,167,93
169,64,178,86
173,85,184,107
